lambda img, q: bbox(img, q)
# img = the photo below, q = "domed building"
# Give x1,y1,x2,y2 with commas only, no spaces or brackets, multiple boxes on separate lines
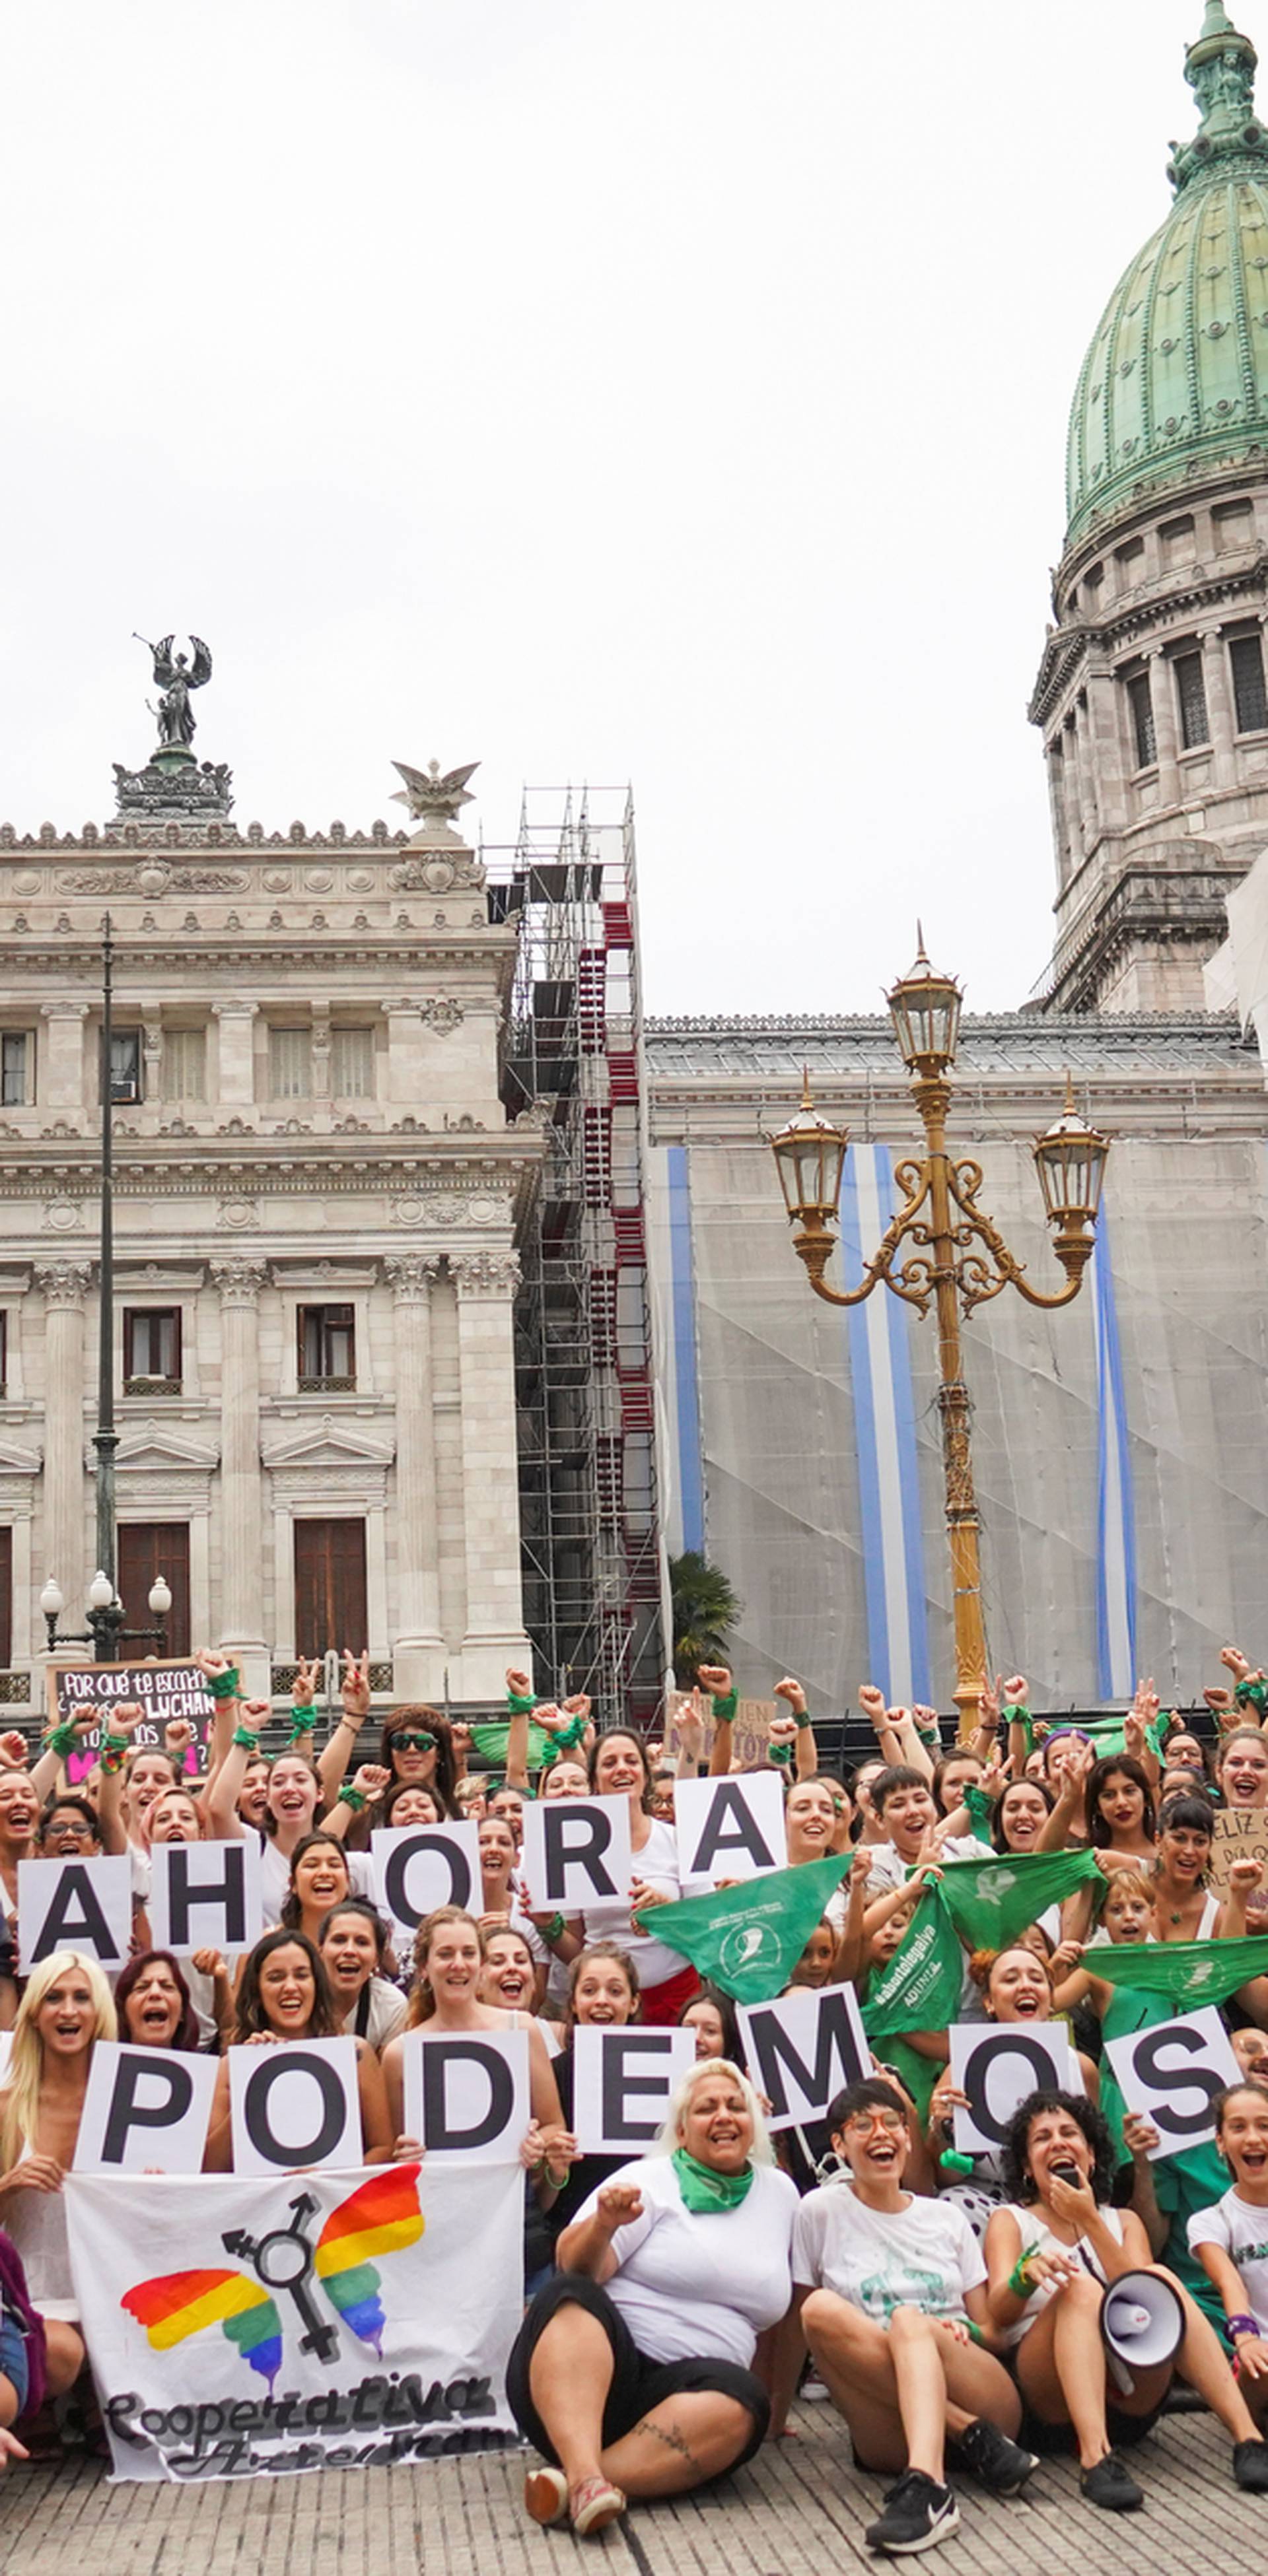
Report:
1032,1,1268,1011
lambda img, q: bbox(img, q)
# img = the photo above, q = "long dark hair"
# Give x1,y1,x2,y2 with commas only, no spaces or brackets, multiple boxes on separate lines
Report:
281,1831,353,1930
677,1981,741,2063
114,1949,201,2053
1001,2087,1115,2206
991,1777,1054,1854
1086,1753,1156,1848
234,1929,340,2042
377,1707,457,1813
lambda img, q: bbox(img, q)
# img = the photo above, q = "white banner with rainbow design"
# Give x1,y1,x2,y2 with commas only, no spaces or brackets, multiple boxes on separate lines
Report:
65,2160,523,2482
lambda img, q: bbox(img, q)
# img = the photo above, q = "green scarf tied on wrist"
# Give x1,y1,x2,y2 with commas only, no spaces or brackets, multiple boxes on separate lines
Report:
670,2148,754,2214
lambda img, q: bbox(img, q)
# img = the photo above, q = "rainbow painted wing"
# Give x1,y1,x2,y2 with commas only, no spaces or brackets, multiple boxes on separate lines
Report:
122,2268,283,2391
314,2162,425,2355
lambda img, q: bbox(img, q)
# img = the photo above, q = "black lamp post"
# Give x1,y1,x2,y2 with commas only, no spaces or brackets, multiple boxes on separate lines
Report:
40,916,172,1665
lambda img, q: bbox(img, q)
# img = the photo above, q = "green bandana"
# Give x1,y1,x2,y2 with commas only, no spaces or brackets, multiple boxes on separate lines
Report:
468,1718,553,1769
1088,1932,1268,2010
650,1851,851,2001
1236,1679,1268,1718
670,2147,754,2214
862,1846,1106,2045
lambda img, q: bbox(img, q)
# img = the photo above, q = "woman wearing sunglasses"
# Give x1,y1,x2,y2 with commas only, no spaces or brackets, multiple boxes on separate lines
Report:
374,1710,458,1817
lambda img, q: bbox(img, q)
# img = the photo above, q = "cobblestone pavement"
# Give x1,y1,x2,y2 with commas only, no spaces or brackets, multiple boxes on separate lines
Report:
1,2401,1261,2574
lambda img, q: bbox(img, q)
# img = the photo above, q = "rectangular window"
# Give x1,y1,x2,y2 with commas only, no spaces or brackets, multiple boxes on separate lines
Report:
269,1027,312,1099
330,1026,374,1098
0,1034,31,1107
298,1303,355,1389
1232,634,1268,733
108,1030,142,1103
1127,671,1156,768
1174,652,1210,750
118,1522,190,1658
123,1308,182,1392
1214,498,1254,553
293,1517,367,1659
161,1027,207,1101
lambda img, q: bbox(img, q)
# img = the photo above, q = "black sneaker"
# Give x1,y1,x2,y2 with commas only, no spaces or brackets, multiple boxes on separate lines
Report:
864,2469,960,2554
1234,2437,1268,2492
952,2416,1041,2496
1080,2451,1145,2512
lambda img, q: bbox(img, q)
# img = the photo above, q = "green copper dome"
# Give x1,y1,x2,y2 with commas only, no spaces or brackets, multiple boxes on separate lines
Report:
1066,5,1268,549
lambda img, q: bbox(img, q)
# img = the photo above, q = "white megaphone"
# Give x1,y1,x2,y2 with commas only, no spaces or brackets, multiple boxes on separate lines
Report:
1099,2268,1185,2394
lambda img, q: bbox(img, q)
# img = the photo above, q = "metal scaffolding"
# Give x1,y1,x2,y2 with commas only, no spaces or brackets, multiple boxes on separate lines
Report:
485,788,667,1729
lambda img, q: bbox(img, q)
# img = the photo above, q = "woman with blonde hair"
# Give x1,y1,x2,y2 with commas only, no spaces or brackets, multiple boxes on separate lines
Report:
508,2055,797,2538
0,1951,115,2373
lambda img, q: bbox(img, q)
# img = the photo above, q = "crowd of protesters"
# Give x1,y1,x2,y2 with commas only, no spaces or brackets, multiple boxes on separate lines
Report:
4,1644,1268,2550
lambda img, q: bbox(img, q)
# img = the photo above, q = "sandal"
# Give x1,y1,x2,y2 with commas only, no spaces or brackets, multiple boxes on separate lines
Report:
524,2466,570,2527
570,2475,626,2537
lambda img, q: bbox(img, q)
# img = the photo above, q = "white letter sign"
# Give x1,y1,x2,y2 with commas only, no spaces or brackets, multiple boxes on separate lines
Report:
75,2043,219,2175
520,1796,633,1914
738,1984,870,2132
948,2023,1074,2154
1105,2008,1240,2159
674,1773,785,1891
149,1839,263,1961
229,2037,362,2175
571,2026,696,2154
402,2027,530,2163
370,1823,479,1937
18,1853,133,1973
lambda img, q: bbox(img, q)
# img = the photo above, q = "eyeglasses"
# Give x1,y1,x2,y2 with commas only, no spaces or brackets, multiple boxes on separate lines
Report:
843,2109,905,2138
390,1730,435,1753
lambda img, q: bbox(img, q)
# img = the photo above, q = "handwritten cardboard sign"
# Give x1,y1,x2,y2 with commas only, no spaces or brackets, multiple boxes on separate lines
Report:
1209,1808,1268,1897
47,1661,215,1782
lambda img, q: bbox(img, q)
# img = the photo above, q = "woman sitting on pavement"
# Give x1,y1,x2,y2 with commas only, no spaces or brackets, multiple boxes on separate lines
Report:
983,2088,1268,2511
772,2076,1036,2558
508,2055,797,2538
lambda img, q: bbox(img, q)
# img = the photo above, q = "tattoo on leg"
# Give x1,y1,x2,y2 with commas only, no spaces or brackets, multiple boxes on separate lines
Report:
633,2415,705,2474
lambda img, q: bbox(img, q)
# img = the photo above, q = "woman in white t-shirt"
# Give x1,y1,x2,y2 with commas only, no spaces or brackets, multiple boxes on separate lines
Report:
984,2087,1268,2513
507,2055,796,2539
773,2076,1035,2558
205,1701,377,1924
577,1733,687,2025
1188,2078,1268,2423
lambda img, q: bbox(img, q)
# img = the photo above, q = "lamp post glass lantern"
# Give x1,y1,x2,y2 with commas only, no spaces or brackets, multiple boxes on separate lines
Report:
771,942,1110,1737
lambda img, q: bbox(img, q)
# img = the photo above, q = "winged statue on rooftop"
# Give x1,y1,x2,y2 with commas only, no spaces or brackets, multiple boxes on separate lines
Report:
390,759,479,823
135,632,213,750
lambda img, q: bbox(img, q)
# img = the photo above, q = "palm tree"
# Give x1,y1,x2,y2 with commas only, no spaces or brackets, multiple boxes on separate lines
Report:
669,1551,742,1687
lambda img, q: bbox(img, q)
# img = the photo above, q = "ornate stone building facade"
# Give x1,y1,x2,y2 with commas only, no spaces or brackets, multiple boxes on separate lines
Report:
0,738,540,1709
1030,1,1268,1011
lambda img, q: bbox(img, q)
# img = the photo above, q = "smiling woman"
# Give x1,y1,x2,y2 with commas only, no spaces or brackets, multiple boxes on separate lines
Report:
508,2057,797,2538
202,1929,394,2171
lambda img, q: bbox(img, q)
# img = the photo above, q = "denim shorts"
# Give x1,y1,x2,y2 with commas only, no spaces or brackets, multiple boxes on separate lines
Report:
0,2305,30,2416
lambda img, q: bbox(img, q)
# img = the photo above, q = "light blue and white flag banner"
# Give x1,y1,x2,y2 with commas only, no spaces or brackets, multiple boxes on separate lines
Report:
1090,1205,1137,1699
839,1143,931,1707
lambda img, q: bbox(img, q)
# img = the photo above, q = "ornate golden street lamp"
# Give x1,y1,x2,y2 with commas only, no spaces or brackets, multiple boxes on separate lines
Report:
771,935,1110,1738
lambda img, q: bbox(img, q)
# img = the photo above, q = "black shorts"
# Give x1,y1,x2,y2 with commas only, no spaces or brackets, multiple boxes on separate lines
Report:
506,2272,770,2470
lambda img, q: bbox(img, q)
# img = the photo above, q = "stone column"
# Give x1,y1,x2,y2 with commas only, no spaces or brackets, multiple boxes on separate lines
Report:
1065,712,1092,858
211,1001,258,1110
1147,645,1181,804
211,1259,269,1698
1084,666,1125,838
385,1254,445,1699
38,1003,89,1114
1201,625,1238,786
451,1251,531,1700
35,1262,92,1606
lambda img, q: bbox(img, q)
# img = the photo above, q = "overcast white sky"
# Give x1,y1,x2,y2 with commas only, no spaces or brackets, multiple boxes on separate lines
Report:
0,0,1230,1015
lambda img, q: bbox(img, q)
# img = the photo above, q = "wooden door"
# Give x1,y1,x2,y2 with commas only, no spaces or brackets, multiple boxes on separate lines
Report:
293,1518,368,1659
118,1522,191,1657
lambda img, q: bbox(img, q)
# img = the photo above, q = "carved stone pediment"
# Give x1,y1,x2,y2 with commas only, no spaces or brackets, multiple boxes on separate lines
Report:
114,1423,221,1474
262,1420,396,1472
